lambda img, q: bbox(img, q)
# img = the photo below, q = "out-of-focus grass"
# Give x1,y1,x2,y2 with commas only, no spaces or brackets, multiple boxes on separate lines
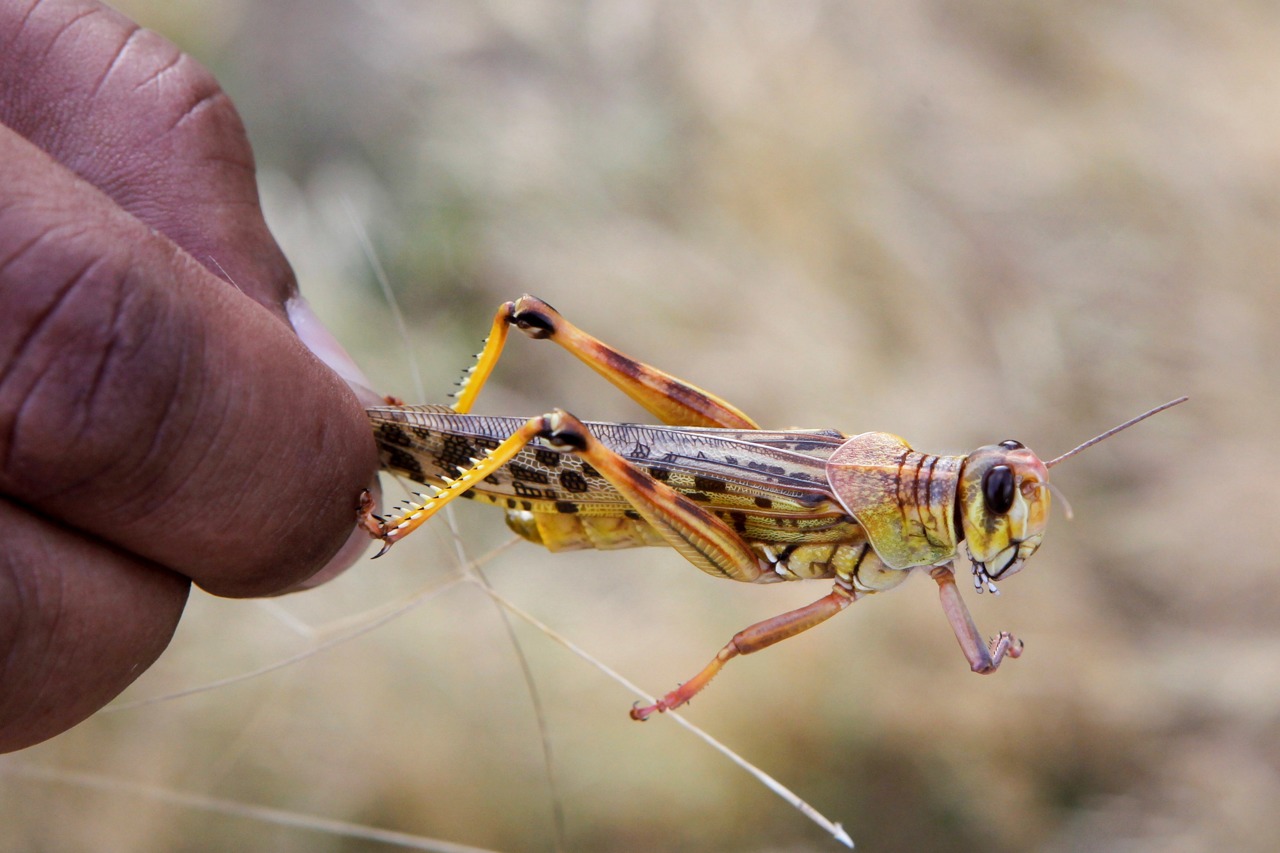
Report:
3,1,1277,851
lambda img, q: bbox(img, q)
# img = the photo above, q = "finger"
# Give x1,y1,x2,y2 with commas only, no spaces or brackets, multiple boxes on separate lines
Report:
0,126,378,596
0,0,294,317
0,498,189,753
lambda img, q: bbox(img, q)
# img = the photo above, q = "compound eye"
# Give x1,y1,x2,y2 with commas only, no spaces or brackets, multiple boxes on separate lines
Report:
982,465,1016,514
999,439,1024,450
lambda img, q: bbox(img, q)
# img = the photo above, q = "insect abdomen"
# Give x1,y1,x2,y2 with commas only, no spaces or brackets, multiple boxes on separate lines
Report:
505,510,669,551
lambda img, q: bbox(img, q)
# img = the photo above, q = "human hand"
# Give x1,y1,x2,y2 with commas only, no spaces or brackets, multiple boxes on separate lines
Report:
0,0,380,751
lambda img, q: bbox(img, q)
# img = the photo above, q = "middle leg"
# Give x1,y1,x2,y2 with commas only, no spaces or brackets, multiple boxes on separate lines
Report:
630,583,860,720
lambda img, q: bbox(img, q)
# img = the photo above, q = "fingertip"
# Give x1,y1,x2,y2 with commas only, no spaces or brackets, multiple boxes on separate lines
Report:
286,295,385,409
270,477,382,594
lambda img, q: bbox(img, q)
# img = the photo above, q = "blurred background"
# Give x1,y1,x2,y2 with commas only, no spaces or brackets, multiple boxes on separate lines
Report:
2,1,1277,850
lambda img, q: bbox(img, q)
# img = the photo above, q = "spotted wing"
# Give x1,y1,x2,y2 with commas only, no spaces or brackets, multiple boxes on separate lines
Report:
368,406,846,518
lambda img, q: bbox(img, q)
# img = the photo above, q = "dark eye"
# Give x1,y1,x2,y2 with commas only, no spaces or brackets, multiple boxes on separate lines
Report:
999,439,1024,450
983,465,1016,514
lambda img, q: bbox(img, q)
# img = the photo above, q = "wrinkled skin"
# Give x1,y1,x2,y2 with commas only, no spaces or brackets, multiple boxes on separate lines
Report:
0,0,380,752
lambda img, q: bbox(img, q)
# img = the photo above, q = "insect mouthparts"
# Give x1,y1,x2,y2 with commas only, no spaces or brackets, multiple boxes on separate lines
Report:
972,563,1000,595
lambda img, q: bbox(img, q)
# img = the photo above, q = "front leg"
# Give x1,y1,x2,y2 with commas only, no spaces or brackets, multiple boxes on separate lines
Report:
931,564,1023,673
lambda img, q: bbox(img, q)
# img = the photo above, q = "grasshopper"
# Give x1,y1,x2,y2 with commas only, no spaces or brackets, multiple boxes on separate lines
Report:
359,295,1184,720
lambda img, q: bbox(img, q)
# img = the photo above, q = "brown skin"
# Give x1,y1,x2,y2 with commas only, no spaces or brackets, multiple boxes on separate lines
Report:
0,0,379,751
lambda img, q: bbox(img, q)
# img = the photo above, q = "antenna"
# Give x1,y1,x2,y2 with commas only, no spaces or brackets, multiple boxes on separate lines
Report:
1045,396,1188,469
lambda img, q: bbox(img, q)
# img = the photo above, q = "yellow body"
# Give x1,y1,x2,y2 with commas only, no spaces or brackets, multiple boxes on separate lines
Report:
362,296,1180,722
371,407,887,583
369,405,995,593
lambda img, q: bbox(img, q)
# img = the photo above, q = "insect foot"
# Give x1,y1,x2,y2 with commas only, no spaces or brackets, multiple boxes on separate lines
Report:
630,700,664,722
355,489,401,558
972,631,1023,674
356,489,385,538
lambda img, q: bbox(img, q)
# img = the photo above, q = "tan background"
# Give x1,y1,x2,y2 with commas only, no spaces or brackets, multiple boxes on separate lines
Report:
3,1,1277,851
